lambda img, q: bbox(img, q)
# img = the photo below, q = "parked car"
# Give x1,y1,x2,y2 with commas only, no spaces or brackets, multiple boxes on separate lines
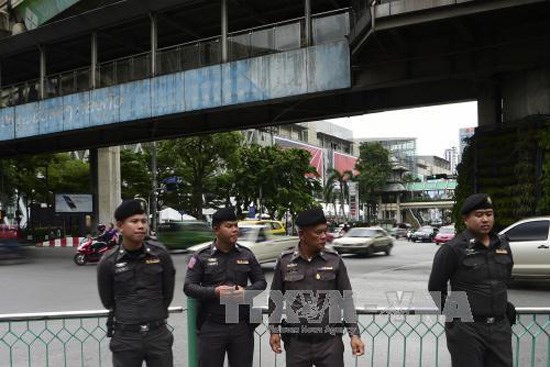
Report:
330,227,394,256
499,217,550,279
410,226,437,243
240,219,286,235
434,225,455,245
187,223,298,264
156,220,214,251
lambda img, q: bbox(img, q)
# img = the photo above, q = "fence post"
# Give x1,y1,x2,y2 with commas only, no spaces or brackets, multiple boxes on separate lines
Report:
187,298,199,367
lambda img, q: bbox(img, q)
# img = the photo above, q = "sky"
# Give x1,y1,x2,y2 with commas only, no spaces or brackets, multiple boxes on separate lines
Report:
329,101,478,157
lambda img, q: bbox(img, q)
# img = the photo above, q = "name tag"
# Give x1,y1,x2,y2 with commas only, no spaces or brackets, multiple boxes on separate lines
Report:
146,258,160,264
495,249,508,254
236,259,249,265
286,263,298,268
318,266,333,271
207,258,219,266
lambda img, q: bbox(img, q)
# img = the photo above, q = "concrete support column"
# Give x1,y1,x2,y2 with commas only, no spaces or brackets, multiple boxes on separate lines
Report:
501,67,550,122
395,194,401,223
477,77,501,128
221,0,228,63
91,147,121,225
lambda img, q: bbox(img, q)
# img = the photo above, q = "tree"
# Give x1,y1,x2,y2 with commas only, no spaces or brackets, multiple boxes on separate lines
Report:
354,142,392,223
325,168,353,221
232,145,321,220
120,148,152,200
156,132,243,219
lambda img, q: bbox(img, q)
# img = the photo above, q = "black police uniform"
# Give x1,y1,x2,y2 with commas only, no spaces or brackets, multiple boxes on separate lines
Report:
98,239,176,367
429,229,514,367
269,245,360,367
184,242,267,367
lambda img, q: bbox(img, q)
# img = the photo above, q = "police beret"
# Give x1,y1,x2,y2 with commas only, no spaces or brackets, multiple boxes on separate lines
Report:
295,208,327,228
212,207,237,227
114,199,146,221
460,193,493,215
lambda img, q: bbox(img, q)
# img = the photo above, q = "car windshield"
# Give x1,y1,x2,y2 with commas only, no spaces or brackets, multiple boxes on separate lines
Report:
439,227,455,234
345,228,377,237
419,227,433,233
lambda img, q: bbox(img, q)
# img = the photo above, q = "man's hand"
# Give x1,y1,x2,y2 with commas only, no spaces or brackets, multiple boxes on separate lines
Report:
216,285,245,303
270,333,283,354
350,335,364,356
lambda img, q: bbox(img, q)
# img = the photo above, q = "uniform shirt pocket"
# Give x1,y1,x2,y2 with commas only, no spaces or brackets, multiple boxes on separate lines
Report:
284,271,305,282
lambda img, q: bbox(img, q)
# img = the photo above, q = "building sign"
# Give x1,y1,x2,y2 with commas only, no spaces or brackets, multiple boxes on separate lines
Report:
55,194,93,213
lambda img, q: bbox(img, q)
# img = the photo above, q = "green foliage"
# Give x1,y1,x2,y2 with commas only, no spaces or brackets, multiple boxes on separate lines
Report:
354,142,392,222
233,145,321,220
156,132,243,219
324,168,353,221
453,119,550,232
120,148,152,200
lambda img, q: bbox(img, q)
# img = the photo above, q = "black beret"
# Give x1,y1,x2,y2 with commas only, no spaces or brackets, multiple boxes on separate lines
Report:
114,199,146,221
460,193,493,215
212,208,237,227
295,208,327,228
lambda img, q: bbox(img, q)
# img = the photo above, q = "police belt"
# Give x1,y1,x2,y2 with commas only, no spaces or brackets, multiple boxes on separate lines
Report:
115,320,167,333
293,333,338,343
471,315,505,324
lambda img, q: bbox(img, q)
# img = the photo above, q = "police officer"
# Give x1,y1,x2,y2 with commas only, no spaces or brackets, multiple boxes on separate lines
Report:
268,208,365,367
428,193,514,367
97,199,176,367
184,208,267,367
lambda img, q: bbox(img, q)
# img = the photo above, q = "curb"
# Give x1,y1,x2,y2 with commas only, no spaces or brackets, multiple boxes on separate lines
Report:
35,237,85,247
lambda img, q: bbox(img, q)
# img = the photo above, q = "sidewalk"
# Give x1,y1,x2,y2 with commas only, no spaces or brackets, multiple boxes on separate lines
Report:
35,236,85,247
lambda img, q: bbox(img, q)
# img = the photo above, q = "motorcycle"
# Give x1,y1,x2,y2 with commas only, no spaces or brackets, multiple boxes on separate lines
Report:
73,236,112,266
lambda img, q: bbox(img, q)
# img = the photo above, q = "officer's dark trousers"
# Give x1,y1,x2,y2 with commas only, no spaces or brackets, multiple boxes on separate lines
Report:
110,326,173,367
284,335,344,367
198,320,254,367
445,319,512,367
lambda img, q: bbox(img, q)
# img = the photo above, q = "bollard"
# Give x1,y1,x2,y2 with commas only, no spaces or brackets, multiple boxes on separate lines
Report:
187,298,199,367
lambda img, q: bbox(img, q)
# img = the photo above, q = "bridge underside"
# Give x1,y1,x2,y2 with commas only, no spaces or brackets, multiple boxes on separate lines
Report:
1,0,549,157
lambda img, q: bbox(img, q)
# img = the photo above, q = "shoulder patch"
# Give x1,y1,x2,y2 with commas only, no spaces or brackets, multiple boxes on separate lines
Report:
188,256,197,269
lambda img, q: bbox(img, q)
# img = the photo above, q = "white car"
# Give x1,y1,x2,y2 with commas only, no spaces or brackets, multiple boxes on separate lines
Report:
330,227,394,256
187,224,298,264
499,217,550,279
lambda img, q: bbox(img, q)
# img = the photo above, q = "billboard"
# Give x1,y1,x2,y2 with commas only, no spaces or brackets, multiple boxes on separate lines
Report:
55,194,93,213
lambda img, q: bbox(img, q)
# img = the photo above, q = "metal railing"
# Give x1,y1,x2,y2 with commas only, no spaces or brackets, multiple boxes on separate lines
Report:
1,306,548,366
0,9,349,109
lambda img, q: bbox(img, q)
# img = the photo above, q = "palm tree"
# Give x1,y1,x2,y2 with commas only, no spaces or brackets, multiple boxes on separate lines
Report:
325,168,354,221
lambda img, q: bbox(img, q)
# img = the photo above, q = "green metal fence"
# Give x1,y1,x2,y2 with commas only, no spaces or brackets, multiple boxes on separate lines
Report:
1,306,548,366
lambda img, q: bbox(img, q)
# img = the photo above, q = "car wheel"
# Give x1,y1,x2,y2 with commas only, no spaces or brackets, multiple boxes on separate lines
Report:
384,246,392,256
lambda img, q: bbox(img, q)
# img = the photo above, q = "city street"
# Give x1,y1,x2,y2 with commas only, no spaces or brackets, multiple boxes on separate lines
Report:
0,240,548,366
1,240,548,314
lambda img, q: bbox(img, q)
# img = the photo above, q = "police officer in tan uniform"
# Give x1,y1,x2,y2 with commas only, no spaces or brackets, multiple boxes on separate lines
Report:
268,208,364,367
429,193,514,367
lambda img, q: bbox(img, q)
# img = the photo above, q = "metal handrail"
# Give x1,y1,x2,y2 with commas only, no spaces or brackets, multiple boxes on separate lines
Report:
0,306,184,322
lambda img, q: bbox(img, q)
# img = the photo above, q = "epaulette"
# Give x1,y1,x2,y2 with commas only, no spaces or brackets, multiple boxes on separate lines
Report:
323,246,339,255
145,239,167,250
280,248,295,257
102,245,121,261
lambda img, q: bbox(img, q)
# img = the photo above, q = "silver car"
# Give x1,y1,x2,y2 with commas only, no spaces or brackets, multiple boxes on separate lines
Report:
499,217,550,279
330,227,394,256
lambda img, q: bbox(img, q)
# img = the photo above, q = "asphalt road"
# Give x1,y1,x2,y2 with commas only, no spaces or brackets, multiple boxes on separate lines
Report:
2,240,548,314
0,240,548,366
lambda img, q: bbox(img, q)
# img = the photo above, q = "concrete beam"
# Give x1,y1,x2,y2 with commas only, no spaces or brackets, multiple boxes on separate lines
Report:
96,146,121,226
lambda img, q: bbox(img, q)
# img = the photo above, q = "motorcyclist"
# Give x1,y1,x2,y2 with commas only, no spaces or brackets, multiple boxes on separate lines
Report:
91,224,110,251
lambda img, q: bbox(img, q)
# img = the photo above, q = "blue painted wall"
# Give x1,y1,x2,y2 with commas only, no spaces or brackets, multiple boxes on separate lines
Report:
0,41,350,142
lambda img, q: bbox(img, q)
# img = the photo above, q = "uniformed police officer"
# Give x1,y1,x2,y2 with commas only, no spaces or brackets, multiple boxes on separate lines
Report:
184,208,267,367
97,199,176,367
268,208,365,367
428,193,514,367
